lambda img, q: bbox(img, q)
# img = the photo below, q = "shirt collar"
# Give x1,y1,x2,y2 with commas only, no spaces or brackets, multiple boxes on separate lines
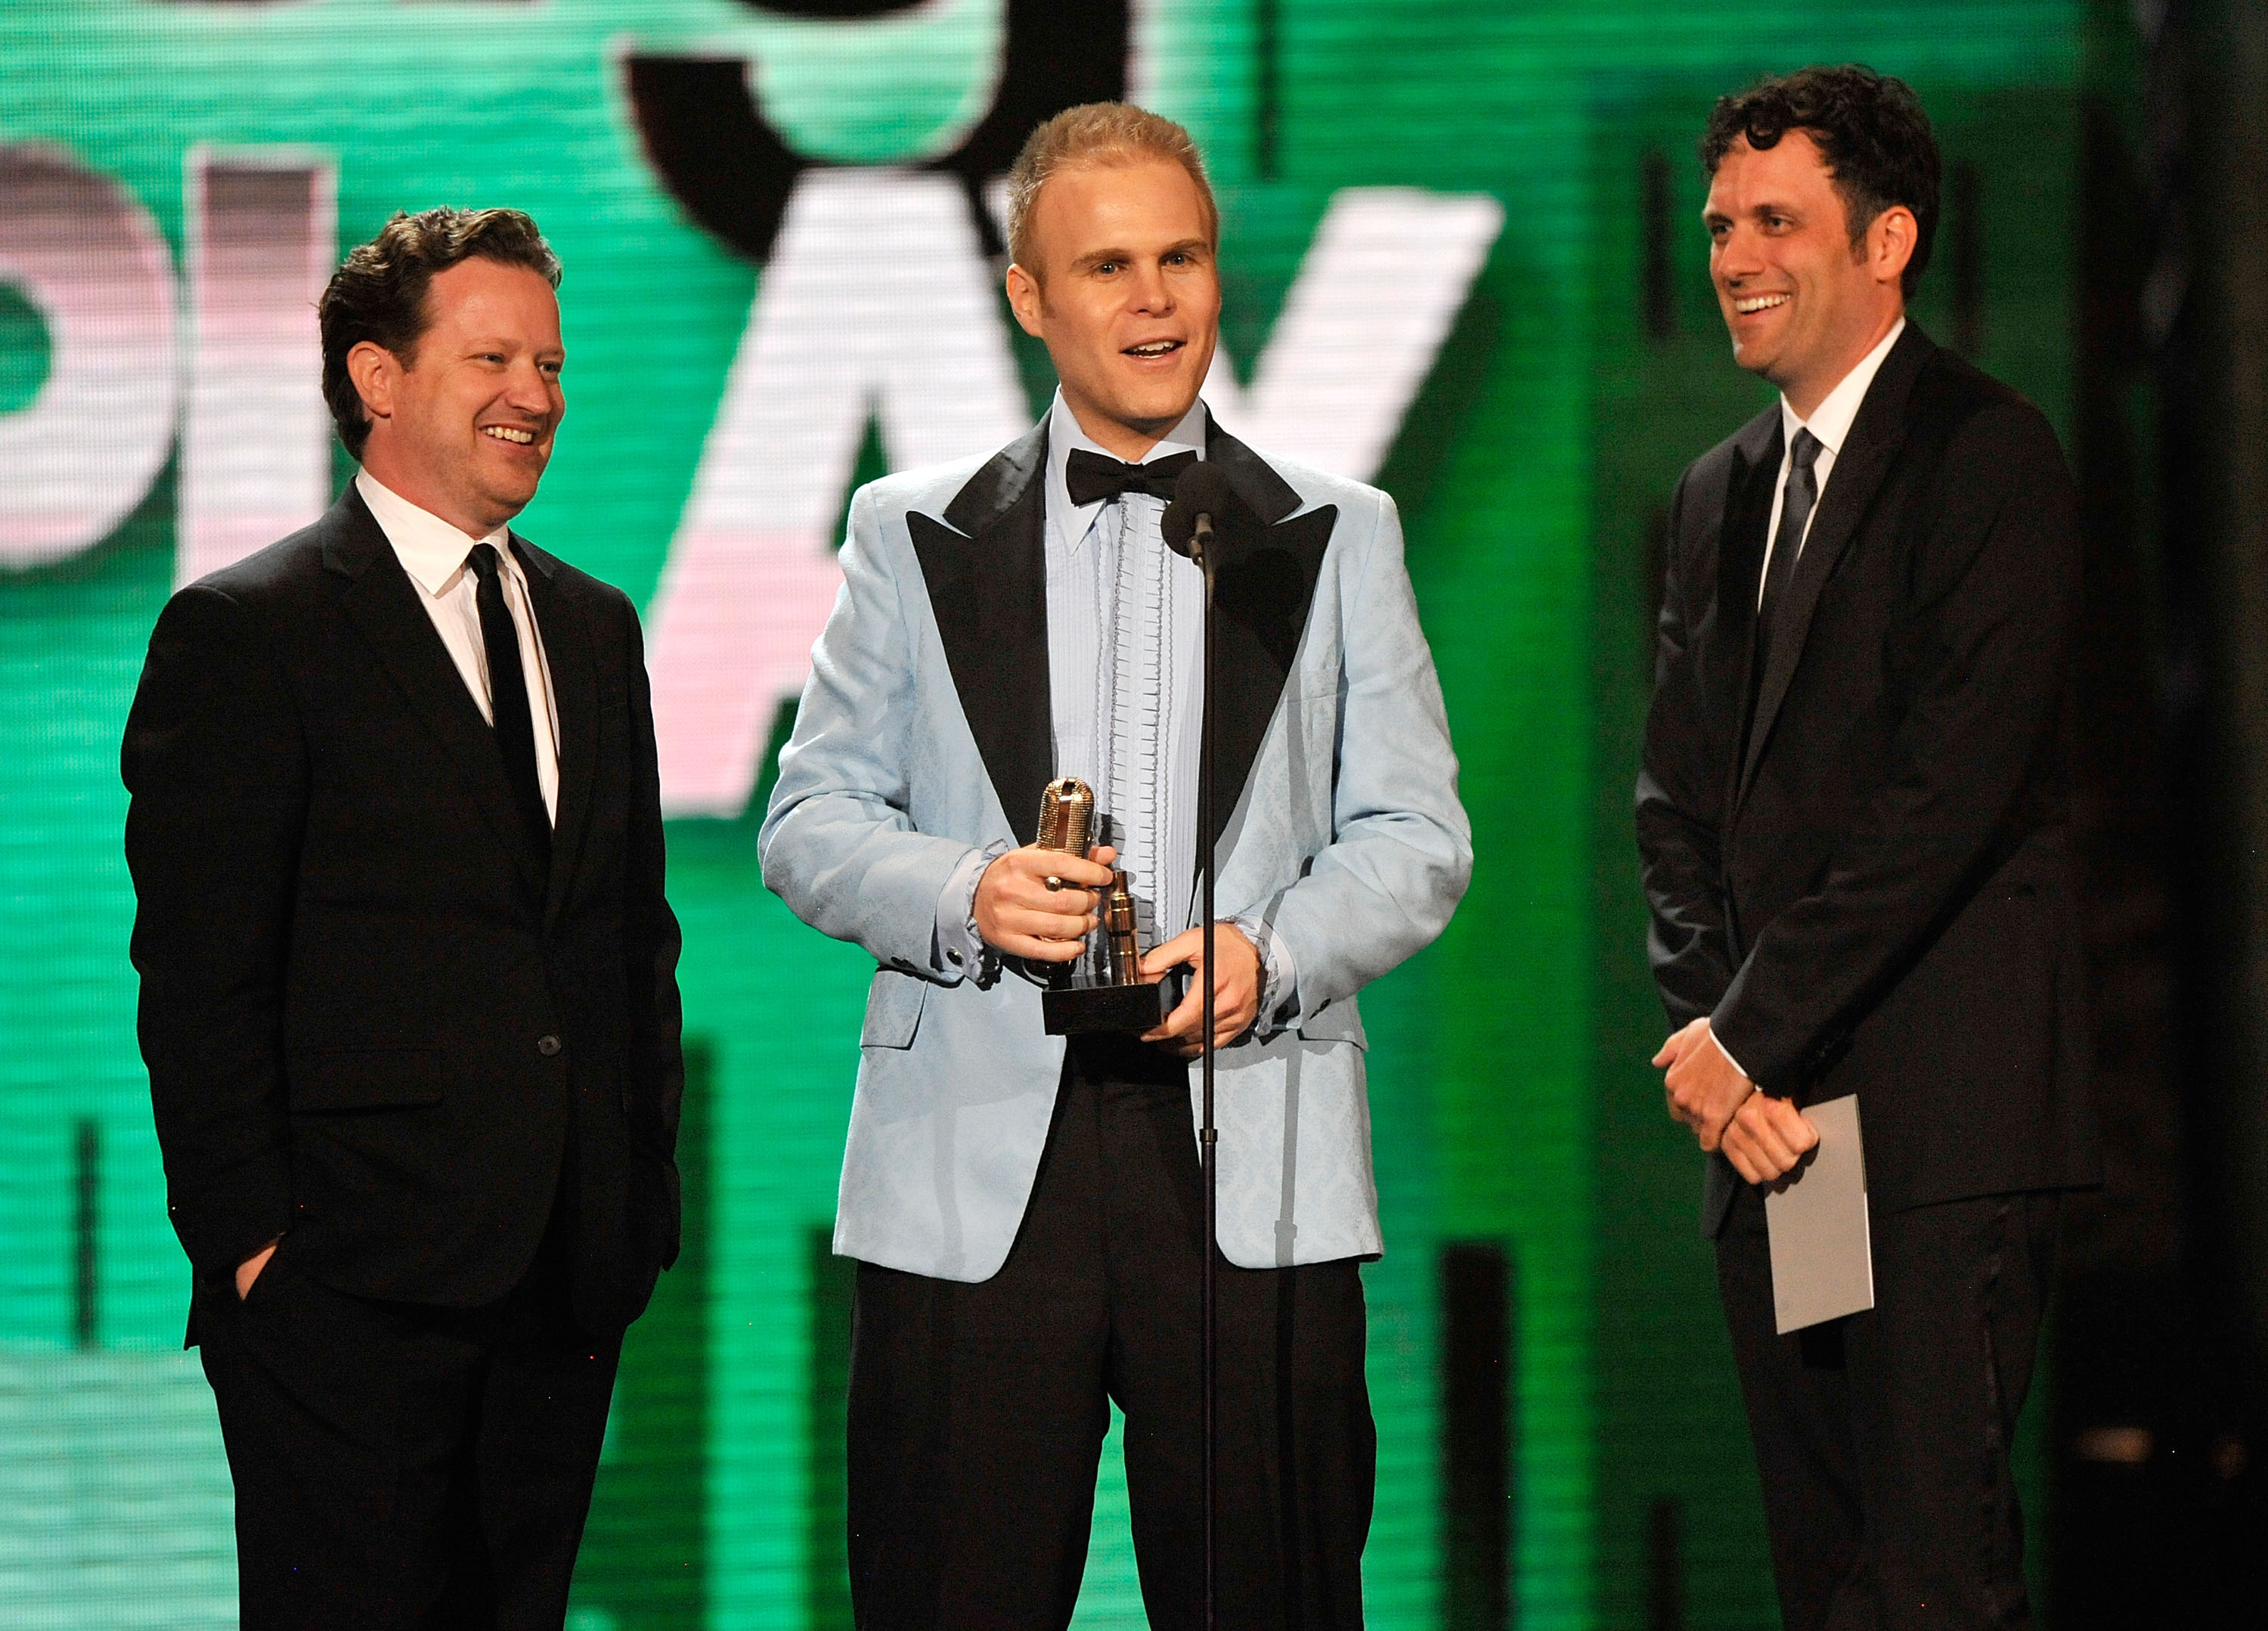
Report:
355,467,511,597
1780,316,1905,462
1044,389,1209,556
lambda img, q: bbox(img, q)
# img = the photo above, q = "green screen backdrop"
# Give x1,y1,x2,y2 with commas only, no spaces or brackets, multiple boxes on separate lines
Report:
0,2,2102,1625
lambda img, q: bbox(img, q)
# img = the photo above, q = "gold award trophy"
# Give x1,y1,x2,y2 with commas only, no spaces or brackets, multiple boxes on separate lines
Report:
1035,777,1173,1035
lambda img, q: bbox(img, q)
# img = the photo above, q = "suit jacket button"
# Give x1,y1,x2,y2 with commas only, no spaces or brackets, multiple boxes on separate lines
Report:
537,1034,562,1057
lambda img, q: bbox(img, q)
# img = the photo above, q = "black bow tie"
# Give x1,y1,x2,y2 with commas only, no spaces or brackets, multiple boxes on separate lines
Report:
1064,447,1199,507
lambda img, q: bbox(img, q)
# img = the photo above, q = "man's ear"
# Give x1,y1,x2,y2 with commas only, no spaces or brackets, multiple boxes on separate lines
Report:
1870,205,1918,290
1004,262,1046,340
345,340,398,427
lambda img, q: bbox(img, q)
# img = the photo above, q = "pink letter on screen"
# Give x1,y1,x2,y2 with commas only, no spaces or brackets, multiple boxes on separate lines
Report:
0,143,176,569
178,148,336,588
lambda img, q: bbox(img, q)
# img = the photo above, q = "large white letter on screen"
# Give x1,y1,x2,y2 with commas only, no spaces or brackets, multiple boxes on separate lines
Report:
0,144,177,569
646,168,1028,817
1200,188,1504,482
647,177,1504,818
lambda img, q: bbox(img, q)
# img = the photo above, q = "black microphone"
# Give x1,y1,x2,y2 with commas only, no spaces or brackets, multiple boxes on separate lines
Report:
1162,463,1237,566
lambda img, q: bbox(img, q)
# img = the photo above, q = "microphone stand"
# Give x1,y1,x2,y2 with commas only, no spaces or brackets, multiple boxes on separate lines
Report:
1167,464,1233,1630
1192,505,1219,1631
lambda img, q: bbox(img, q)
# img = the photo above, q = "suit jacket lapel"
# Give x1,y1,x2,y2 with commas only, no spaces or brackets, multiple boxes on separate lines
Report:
1719,412,1780,818
1738,325,1934,802
909,423,1053,844
324,488,545,901
905,415,1334,858
1202,421,1334,856
515,536,598,926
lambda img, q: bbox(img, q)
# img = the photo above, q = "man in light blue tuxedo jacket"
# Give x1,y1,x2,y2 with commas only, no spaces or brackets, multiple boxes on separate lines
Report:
761,103,1469,1629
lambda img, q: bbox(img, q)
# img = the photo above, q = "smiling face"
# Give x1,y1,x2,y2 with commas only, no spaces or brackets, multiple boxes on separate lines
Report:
1703,131,1912,417
348,256,564,536
1004,159,1220,460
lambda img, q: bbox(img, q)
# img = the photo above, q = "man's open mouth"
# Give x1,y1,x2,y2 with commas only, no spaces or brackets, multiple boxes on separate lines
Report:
481,426,538,445
1733,293,1789,315
1123,340,1183,359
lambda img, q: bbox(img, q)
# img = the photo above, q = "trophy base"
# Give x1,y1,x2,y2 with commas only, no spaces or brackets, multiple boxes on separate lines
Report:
1043,981,1170,1036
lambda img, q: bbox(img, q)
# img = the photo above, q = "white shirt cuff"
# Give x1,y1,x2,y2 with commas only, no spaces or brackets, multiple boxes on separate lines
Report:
1232,913,1300,1037
932,840,1009,980
1708,1025,1751,1084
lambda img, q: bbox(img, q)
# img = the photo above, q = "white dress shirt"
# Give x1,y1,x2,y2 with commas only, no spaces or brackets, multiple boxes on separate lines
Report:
1756,318,1905,605
1041,391,1209,948
355,469,560,822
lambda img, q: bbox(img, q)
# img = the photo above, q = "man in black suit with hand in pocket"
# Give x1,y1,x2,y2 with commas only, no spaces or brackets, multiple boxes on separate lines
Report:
125,206,683,1630
1639,68,2099,1631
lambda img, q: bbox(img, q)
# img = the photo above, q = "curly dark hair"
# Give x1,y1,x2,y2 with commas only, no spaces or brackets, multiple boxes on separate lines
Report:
1699,65,1941,299
318,206,561,458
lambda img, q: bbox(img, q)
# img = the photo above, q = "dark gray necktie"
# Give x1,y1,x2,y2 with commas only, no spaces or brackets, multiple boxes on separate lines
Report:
465,543,551,871
1757,427,1823,671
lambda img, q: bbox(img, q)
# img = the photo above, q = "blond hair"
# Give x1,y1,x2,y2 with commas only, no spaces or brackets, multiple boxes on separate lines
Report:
1005,102,1219,275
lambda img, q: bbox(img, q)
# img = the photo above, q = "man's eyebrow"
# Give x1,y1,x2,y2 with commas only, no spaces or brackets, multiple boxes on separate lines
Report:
1701,200,1801,225
1067,238,1212,273
460,335,565,355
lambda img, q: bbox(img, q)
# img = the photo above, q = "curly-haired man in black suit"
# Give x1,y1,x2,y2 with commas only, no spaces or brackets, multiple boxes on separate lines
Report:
1640,67,2099,1630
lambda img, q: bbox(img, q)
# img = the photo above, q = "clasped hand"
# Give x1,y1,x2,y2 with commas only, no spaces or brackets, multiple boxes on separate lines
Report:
1652,1016,1820,1186
973,843,1260,1056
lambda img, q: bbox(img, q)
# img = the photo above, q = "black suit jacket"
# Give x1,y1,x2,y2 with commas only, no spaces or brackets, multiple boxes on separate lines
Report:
1637,324,2100,1235
125,487,684,1335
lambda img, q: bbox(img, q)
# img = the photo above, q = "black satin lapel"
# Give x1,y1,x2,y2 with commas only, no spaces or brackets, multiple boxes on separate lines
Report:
1207,500,1337,857
943,421,1049,535
333,529,544,899
1195,416,1328,853
1203,422,1303,526
516,541,598,926
909,462,1052,845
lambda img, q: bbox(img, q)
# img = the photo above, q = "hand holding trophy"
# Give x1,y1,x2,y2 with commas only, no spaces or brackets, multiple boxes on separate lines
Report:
1034,777,1174,1034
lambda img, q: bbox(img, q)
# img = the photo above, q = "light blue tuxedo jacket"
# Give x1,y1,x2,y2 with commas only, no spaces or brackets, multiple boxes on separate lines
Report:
761,415,1470,1280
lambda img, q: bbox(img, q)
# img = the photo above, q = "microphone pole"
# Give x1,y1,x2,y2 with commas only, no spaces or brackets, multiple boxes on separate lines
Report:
1164,461,1232,1631
1194,500,1218,1631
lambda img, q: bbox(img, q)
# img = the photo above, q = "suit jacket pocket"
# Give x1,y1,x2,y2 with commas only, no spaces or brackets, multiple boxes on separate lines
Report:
860,969,928,1050
290,1047,447,1112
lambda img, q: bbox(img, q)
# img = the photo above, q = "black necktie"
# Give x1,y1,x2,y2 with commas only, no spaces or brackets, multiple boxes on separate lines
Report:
464,543,551,872
1757,428,1823,673
1064,447,1198,507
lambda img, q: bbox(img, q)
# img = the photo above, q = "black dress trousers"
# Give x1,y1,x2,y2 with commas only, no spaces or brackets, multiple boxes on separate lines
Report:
195,1171,622,1631
846,1034,1375,1630
1716,1180,2061,1631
